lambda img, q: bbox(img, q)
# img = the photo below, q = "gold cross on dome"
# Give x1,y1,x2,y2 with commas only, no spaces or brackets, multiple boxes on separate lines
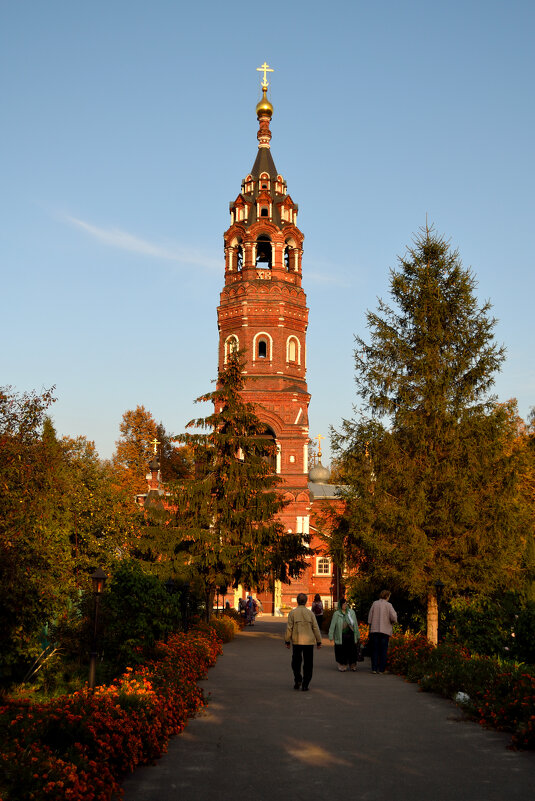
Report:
151,438,161,455
316,434,325,458
257,62,274,88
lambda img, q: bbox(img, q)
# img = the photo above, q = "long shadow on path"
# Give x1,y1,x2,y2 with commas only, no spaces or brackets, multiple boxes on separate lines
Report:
122,618,535,801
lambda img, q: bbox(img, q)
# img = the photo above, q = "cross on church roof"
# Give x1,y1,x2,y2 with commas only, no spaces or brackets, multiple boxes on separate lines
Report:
151,438,161,455
257,62,274,88
316,434,325,458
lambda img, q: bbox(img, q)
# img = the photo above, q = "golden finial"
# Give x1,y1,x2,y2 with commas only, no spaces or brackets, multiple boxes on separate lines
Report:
316,434,325,459
256,63,274,120
256,62,274,88
151,438,161,455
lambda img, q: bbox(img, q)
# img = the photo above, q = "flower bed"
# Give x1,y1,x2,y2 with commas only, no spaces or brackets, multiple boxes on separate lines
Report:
0,627,223,800
387,633,535,749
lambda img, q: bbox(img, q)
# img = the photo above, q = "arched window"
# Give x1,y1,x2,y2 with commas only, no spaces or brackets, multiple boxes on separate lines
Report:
286,336,300,364
256,235,272,269
260,207,268,217
236,245,243,271
224,335,239,363
317,557,331,575
253,332,272,362
257,425,277,472
284,246,290,269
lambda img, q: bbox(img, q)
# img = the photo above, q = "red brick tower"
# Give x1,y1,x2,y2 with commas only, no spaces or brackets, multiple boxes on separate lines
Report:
217,67,311,607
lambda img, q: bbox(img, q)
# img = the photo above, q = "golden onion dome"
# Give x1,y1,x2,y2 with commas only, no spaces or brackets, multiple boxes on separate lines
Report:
256,86,273,118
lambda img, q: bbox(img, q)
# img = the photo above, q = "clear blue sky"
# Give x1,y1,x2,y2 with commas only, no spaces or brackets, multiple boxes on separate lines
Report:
2,1,534,465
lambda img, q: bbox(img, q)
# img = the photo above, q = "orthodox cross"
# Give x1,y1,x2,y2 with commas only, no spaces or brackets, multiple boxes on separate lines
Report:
316,434,325,458
151,438,161,455
257,62,274,88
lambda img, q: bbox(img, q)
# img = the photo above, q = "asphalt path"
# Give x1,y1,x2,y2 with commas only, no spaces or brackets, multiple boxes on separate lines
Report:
122,617,535,801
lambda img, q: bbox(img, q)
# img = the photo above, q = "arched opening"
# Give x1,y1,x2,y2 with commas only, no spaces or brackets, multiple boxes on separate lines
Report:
260,207,268,217
288,337,297,363
258,425,277,472
258,339,267,359
236,245,243,271
256,235,272,269
284,245,290,270
224,335,239,363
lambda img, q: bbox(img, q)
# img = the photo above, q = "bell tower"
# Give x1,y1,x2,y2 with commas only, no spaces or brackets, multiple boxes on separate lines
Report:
217,64,311,544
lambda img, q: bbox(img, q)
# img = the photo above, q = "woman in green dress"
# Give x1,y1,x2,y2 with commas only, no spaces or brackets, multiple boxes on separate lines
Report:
328,598,360,671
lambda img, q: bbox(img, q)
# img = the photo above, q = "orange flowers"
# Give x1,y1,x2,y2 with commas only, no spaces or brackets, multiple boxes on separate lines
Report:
0,626,223,800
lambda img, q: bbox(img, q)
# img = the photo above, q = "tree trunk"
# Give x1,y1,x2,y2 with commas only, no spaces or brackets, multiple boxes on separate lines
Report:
205,586,215,622
427,592,438,645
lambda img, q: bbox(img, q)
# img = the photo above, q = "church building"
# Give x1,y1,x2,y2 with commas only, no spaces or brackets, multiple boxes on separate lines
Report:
217,65,340,613
139,66,343,614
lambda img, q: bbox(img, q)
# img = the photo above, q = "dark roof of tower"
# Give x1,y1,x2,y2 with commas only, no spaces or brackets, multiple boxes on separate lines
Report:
251,146,278,179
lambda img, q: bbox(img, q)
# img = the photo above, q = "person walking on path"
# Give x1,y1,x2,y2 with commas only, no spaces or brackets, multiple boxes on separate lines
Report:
284,593,322,691
311,593,324,630
368,590,397,674
245,595,257,626
328,597,360,671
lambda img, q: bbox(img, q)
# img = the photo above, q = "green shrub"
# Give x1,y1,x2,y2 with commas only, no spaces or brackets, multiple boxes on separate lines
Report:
387,631,535,749
222,608,245,629
208,616,239,642
101,561,183,676
510,602,535,664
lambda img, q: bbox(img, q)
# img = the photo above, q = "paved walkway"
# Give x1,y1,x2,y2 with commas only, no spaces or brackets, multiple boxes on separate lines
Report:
122,618,535,801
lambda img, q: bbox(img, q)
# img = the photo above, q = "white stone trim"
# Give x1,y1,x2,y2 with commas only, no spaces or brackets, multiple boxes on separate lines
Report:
253,331,273,362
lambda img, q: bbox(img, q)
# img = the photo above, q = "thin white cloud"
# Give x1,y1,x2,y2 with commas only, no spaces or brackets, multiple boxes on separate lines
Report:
305,260,352,287
64,215,220,270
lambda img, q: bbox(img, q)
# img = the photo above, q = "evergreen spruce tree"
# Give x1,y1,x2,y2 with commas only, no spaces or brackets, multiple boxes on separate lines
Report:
160,352,308,617
333,226,523,641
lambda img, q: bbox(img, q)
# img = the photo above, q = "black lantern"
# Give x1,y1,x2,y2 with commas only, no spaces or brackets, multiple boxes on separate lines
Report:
91,566,107,595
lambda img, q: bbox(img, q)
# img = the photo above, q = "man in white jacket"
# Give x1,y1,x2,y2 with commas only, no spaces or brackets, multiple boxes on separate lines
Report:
368,590,397,674
285,593,322,691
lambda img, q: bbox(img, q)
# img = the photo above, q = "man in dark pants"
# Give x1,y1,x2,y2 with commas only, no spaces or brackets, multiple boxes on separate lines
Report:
284,593,322,691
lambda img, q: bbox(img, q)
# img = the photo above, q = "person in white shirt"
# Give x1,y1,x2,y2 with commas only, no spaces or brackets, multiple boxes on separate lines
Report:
367,590,397,674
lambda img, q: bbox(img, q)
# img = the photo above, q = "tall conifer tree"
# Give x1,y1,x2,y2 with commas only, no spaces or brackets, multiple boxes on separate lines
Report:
333,226,523,641
162,352,308,616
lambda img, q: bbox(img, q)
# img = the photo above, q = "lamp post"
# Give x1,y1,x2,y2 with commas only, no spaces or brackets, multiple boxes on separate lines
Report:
434,579,445,644
89,567,107,689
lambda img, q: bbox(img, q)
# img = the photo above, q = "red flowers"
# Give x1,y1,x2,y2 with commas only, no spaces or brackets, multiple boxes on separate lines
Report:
387,633,535,749
0,627,223,800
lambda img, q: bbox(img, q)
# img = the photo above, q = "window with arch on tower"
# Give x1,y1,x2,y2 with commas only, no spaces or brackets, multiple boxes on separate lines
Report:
257,339,267,359
256,235,272,269
236,245,243,271
225,335,239,363
287,337,298,363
